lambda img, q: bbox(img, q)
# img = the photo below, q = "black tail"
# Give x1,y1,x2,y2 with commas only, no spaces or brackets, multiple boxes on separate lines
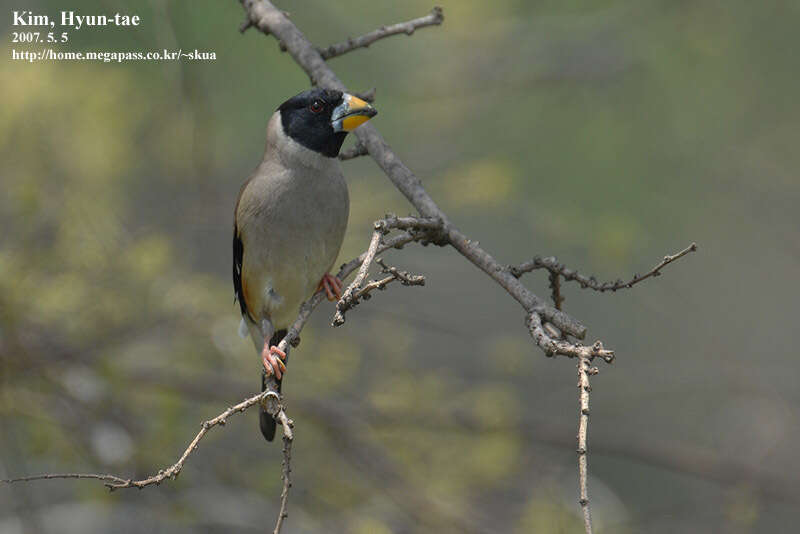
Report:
260,329,287,441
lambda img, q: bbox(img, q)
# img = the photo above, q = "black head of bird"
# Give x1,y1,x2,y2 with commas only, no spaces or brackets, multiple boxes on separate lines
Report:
277,88,377,158
235,88,377,441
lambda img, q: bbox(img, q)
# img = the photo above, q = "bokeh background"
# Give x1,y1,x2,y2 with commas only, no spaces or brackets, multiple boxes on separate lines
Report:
2,1,799,532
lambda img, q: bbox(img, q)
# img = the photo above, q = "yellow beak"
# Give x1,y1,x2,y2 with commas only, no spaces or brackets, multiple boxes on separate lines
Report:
332,93,377,132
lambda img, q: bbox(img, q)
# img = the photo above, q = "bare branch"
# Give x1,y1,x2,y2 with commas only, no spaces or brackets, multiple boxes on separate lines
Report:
337,258,425,320
334,226,383,326
333,215,440,326
512,243,698,291
375,257,425,287
577,356,597,534
337,230,427,275
338,140,368,161
319,7,444,60
526,313,615,363
2,473,130,486
375,214,445,234
353,262,425,302
273,411,294,534
1,390,282,491
239,0,587,341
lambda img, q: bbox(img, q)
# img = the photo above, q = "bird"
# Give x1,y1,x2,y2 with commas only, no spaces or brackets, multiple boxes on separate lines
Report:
233,88,377,441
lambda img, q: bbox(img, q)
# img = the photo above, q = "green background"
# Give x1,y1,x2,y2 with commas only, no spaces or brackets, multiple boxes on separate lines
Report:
2,1,799,532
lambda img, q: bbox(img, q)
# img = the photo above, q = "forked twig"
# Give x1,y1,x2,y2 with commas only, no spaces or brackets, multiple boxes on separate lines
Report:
334,215,441,326
511,243,698,291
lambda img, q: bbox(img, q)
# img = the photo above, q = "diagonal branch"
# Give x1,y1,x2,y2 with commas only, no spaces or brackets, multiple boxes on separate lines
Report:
239,0,588,343
2,390,287,491
511,243,698,291
319,7,444,60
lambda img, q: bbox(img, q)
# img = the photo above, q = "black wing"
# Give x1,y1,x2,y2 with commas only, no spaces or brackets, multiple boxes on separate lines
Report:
233,223,251,320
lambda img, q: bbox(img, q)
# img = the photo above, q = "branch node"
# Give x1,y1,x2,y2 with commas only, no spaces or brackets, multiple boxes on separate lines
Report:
333,219,431,325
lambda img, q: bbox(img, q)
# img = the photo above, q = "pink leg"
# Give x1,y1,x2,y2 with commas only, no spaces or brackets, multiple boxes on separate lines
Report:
262,343,287,379
318,273,343,301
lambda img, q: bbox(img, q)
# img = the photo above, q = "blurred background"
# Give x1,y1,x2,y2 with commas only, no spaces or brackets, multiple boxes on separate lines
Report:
2,0,799,532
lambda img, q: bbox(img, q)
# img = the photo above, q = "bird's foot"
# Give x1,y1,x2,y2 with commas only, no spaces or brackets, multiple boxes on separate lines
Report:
262,344,287,379
318,273,343,301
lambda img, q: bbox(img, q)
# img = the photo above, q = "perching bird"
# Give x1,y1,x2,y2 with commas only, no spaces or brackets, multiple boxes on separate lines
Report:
233,88,377,441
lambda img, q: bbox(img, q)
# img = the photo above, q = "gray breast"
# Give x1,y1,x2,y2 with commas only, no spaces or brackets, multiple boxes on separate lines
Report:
238,156,349,328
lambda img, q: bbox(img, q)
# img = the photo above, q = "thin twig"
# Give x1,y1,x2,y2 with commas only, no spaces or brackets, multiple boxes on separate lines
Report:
577,355,596,534
2,390,280,490
343,258,425,312
354,263,425,301
333,228,383,326
375,257,425,286
1,473,130,486
273,410,294,534
511,243,698,291
336,230,427,275
333,216,441,326
319,7,444,60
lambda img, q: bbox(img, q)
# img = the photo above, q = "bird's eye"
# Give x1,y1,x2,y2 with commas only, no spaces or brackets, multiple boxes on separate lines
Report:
309,100,324,113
